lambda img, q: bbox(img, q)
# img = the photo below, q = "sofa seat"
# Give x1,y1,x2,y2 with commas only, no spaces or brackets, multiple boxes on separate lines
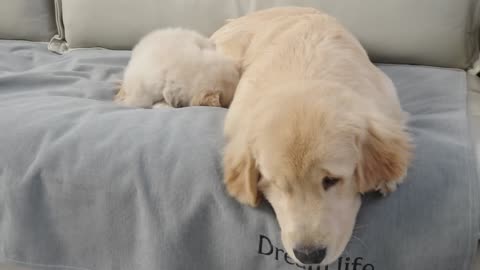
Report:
0,40,478,270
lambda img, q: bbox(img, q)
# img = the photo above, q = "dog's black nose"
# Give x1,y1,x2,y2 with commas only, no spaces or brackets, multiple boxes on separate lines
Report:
293,246,327,264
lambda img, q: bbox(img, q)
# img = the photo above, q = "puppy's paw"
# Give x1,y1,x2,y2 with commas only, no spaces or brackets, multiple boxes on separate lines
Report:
152,101,172,109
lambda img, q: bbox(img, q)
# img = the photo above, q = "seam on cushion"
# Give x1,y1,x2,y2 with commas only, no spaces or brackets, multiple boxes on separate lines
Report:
48,0,69,54
466,0,480,69
54,0,65,40
377,63,464,73
464,73,480,270
48,35,69,54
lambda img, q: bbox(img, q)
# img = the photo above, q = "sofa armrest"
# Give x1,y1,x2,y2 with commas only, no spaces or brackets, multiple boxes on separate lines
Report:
468,75,480,164
467,74,480,270
474,244,480,270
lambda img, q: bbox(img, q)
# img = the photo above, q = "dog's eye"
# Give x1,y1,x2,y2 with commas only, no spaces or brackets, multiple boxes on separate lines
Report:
322,176,340,191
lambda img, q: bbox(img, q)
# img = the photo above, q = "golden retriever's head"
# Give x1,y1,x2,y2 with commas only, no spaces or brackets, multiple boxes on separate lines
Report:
223,82,412,265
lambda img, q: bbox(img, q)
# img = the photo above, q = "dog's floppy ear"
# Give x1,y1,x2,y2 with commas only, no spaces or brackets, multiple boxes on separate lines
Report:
190,92,221,107
355,115,412,194
223,142,261,207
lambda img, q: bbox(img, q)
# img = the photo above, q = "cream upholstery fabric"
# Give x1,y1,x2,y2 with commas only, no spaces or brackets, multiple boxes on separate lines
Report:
53,0,480,68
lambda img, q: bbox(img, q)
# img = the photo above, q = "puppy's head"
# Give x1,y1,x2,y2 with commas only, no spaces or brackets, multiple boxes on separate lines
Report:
223,82,412,265
188,49,240,108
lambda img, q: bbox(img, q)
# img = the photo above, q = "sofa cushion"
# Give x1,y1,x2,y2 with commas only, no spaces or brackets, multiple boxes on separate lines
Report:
0,0,56,42
52,0,479,69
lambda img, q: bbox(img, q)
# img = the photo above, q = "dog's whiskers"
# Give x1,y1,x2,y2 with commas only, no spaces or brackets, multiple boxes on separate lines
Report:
353,224,369,235
353,224,369,230
351,235,368,250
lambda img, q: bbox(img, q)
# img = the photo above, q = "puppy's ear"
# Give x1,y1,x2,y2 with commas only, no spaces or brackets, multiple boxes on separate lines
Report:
223,142,261,207
355,115,412,194
191,92,221,107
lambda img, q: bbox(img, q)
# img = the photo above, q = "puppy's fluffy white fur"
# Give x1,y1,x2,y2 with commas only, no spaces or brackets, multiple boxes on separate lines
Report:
212,7,413,265
115,28,239,108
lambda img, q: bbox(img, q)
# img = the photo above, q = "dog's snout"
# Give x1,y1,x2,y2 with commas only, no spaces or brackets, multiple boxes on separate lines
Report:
293,246,327,265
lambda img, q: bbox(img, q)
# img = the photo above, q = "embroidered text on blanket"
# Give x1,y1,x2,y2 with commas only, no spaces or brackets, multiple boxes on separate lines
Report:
258,234,375,270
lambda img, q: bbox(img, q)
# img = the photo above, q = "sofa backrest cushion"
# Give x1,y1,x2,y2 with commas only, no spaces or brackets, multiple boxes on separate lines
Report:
52,0,480,68
0,0,57,42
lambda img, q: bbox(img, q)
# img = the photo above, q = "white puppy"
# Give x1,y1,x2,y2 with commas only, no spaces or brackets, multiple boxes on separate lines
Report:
115,28,239,108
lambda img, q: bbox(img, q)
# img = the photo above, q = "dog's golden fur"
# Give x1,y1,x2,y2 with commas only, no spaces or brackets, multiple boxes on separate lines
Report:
212,7,413,265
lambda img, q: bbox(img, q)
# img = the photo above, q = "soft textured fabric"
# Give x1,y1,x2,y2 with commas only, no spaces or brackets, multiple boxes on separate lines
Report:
0,0,56,42
467,76,480,262
53,0,480,69
468,75,480,170
0,41,478,270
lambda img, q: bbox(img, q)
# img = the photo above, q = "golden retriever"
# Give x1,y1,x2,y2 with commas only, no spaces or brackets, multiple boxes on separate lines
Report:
211,7,413,265
115,28,239,108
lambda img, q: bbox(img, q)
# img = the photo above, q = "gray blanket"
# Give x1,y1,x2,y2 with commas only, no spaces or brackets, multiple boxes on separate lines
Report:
0,40,478,270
